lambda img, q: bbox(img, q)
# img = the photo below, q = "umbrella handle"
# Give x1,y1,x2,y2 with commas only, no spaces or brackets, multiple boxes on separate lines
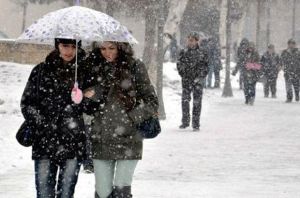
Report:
75,0,80,6
75,38,78,83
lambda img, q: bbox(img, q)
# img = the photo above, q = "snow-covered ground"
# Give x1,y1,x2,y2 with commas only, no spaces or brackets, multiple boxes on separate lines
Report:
1,61,300,198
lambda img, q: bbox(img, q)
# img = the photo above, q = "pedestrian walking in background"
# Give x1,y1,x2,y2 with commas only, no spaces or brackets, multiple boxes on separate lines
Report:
206,36,222,88
241,42,261,105
232,38,250,90
261,44,281,98
170,33,178,62
280,39,300,102
177,32,209,131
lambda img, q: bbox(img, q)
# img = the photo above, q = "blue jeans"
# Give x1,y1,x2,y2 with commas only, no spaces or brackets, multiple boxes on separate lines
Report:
34,159,81,198
93,160,138,198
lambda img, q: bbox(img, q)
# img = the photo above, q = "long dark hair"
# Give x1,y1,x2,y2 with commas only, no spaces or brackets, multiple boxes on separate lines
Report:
85,42,137,110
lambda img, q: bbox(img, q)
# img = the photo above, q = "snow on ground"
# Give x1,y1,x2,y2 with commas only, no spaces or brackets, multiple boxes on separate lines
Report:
1,61,300,197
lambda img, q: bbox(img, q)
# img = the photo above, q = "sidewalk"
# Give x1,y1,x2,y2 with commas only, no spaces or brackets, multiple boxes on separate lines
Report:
1,62,300,197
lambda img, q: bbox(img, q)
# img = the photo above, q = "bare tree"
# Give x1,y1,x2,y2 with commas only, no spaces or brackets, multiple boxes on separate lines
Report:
236,0,249,44
256,0,262,52
143,5,157,70
221,0,243,97
106,0,115,16
219,0,228,56
292,0,296,38
13,0,55,33
266,0,271,46
156,0,166,119
163,0,189,47
222,0,233,97
12,0,28,32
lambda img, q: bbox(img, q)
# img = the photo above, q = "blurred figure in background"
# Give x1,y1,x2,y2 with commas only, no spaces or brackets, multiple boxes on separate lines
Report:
206,36,222,88
260,44,280,98
170,33,178,62
243,42,261,105
177,32,209,131
280,39,300,102
238,42,261,105
232,38,250,90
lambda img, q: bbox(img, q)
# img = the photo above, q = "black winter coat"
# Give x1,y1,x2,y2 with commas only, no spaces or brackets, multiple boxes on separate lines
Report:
280,48,300,78
21,50,87,163
83,48,159,160
232,40,249,75
177,45,209,81
207,37,222,71
261,52,280,80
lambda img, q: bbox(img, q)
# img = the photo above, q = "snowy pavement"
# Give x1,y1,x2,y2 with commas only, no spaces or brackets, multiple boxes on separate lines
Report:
1,61,300,198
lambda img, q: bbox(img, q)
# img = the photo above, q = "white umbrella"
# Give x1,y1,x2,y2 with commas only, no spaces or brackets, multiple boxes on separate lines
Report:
17,6,138,44
17,6,138,104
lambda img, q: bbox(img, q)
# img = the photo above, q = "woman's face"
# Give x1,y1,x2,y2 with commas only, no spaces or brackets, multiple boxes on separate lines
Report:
100,42,118,62
58,43,76,63
186,37,198,48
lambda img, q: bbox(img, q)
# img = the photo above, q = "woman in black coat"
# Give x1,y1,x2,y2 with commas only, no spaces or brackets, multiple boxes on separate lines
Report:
242,42,261,105
21,38,88,198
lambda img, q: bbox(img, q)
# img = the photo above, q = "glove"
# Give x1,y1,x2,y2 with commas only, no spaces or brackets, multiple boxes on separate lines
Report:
71,82,83,104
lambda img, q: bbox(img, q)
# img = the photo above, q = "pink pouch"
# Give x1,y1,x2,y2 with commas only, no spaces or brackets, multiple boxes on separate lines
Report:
245,62,262,70
71,82,83,104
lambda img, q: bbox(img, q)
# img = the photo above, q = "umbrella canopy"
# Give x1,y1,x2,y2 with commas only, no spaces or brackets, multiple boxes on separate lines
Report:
17,6,138,45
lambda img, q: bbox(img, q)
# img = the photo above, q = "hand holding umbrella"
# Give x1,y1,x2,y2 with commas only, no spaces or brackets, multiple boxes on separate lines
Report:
71,82,83,104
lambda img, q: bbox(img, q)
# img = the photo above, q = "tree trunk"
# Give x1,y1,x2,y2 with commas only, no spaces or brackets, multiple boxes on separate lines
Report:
222,0,233,97
292,0,296,38
266,0,271,46
219,0,228,58
256,0,261,51
106,0,115,16
157,0,166,120
21,2,28,32
143,6,156,70
236,1,249,44
163,0,189,46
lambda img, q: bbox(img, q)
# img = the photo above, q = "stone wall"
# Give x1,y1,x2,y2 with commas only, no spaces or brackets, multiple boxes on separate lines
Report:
0,40,96,65
0,40,52,65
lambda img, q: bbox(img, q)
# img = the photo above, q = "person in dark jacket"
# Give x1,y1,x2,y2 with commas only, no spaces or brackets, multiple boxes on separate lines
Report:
261,44,280,98
83,41,159,198
169,33,178,62
232,38,250,90
206,36,222,88
280,39,300,102
241,42,261,105
20,38,88,198
177,32,209,131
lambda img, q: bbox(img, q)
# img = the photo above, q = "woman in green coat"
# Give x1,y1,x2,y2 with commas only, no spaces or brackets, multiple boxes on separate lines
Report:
83,41,159,198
